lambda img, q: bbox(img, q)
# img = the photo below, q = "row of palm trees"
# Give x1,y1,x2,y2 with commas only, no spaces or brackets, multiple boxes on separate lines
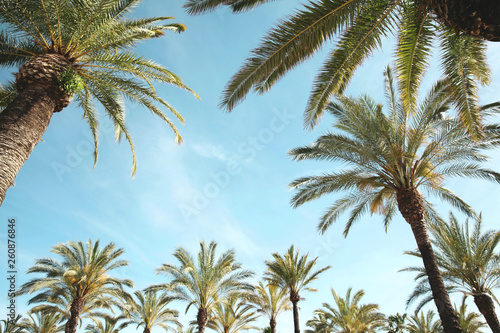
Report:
7,228,500,333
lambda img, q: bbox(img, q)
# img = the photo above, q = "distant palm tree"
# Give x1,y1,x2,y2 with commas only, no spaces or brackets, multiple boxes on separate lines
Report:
153,241,254,333
405,213,500,332
85,315,131,333
19,311,64,333
182,0,491,138
206,297,259,333
314,288,386,333
289,66,500,333
455,298,486,333
1,316,23,333
264,245,330,333
305,311,333,333
250,281,291,333
16,240,133,333
0,0,198,205
129,290,180,333
386,313,407,333
407,311,443,333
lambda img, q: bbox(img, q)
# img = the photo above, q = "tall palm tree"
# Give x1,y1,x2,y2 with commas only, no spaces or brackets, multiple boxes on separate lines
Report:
129,290,181,333
288,66,500,333
386,313,407,333
249,281,291,333
182,0,490,137
454,298,486,333
407,311,443,333
153,241,254,333
314,288,386,333
85,315,131,333
16,239,133,333
19,311,65,333
0,0,198,205
264,245,330,333
405,213,500,332
206,297,260,333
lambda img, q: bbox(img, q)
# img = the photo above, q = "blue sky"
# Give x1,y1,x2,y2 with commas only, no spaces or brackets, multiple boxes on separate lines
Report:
2,1,500,332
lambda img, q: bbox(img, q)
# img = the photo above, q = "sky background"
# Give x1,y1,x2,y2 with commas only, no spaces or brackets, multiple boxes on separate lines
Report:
2,1,500,332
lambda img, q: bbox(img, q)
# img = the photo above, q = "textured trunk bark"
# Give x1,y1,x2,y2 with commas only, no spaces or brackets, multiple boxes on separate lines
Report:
65,297,85,333
473,293,500,333
396,188,462,333
290,290,300,333
0,85,56,205
270,318,276,333
197,307,208,333
144,327,151,333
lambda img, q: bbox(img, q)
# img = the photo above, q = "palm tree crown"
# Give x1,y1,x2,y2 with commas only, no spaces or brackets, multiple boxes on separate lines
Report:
206,297,259,333
153,241,254,333
405,213,500,331
85,315,131,333
19,311,65,333
16,239,133,333
0,0,198,205
312,287,386,333
264,245,330,333
407,311,443,333
288,66,500,333
183,0,489,137
129,290,180,333
249,281,291,333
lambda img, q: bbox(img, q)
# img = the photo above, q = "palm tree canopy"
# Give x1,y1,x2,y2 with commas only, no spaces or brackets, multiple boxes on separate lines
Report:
250,281,291,321
85,315,131,333
405,213,500,310
0,0,198,174
16,239,133,313
19,311,65,333
183,0,489,137
454,298,486,333
153,241,255,315
206,297,260,333
314,287,386,333
289,66,500,236
264,245,330,299
129,290,180,332
407,310,443,333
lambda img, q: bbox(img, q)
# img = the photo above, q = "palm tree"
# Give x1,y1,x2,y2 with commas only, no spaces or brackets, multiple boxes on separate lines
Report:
264,245,330,333
182,0,490,137
407,311,443,333
305,312,333,333
85,315,131,333
153,241,254,333
386,313,407,333
454,298,486,333
206,297,259,333
1,316,23,333
16,239,133,333
19,311,65,333
405,213,500,332
313,287,386,333
129,290,181,333
0,0,198,205
249,281,291,333
288,66,500,333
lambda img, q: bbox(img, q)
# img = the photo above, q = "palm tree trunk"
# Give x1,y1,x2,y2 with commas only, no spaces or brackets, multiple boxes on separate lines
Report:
473,293,500,333
197,307,208,333
290,290,300,333
396,188,462,333
144,328,151,333
269,318,276,333
65,297,85,333
0,85,56,205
